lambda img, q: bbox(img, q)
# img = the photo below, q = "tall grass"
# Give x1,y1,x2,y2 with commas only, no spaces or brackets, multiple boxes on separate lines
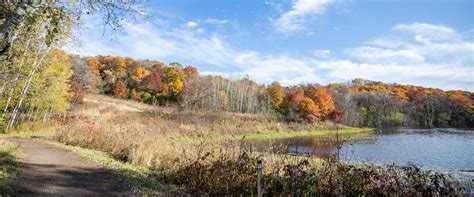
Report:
54,95,467,195
0,140,20,195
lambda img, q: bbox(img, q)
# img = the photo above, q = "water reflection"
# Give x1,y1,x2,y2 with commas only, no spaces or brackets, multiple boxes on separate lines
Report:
246,128,474,172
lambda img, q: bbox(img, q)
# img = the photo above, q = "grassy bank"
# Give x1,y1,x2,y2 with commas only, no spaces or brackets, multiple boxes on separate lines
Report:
168,127,374,144
0,140,20,195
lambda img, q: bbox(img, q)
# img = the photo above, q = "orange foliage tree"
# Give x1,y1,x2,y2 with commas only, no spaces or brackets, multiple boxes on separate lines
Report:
113,81,127,98
86,58,101,77
183,65,198,78
307,85,335,119
298,98,320,121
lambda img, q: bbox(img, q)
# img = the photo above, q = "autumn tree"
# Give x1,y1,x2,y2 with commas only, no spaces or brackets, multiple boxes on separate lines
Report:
183,65,198,78
267,82,284,111
285,87,305,109
307,85,335,119
298,98,320,121
113,56,127,78
113,81,127,98
131,67,149,81
86,58,101,77
140,72,163,94
163,66,185,96
130,89,141,101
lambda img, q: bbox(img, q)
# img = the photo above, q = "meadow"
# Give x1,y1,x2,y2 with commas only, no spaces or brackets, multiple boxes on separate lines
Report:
49,94,466,195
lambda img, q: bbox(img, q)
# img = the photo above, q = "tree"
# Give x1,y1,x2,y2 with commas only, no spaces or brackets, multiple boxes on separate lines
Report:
71,55,100,93
330,108,344,123
0,1,143,131
86,58,101,77
113,56,127,78
298,98,320,121
163,66,185,96
169,79,183,96
183,65,198,78
286,87,304,109
307,85,335,119
130,89,141,101
23,50,73,124
267,82,284,110
113,81,127,98
140,72,163,94
131,67,149,81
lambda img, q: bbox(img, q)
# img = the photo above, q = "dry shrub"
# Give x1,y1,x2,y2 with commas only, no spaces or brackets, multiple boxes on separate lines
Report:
163,146,466,196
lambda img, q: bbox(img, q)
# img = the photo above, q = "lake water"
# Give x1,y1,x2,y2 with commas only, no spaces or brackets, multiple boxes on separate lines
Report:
248,128,474,173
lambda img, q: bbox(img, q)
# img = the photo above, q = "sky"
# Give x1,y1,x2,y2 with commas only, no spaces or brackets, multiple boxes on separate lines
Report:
69,0,474,91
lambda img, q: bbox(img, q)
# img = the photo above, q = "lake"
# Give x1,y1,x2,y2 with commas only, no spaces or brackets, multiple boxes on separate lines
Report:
247,128,474,173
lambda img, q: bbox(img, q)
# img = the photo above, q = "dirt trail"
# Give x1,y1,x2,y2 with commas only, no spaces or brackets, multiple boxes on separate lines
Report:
7,138,134,196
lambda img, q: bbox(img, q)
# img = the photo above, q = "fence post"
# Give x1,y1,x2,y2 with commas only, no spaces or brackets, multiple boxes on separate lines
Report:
257,160,263,197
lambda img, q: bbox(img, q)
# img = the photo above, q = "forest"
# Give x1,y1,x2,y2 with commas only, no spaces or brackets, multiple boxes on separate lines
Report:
64,54,474,129
2,50,473,131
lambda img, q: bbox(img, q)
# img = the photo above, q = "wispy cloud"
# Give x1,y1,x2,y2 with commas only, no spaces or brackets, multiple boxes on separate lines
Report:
322,22,474,90
273,0,335,33
71,20,474,91
203,18,229,25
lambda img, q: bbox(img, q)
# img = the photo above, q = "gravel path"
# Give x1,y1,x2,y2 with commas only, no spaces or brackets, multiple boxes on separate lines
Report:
7,138,134,196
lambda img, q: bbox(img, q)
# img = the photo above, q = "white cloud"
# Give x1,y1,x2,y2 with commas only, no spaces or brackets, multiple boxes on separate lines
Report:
346,46,425,64
273,0,335,33
320,22,474,91
316,60,473,91
74,22,319,85
73,21,474,91
368,22,474,67
313,49,331,58
185,21,198,28
393,22,458,42
203,18,229,25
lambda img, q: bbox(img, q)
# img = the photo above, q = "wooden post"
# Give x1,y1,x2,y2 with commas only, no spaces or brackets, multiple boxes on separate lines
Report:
257,160,263,197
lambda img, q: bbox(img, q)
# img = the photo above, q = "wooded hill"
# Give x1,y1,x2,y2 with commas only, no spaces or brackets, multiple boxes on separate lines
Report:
69,54,474,128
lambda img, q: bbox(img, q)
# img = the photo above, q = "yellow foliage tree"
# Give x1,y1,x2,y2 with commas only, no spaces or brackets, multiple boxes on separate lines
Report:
169,79,183,96
131,67,149,81
113,56,127,77
267,82,284,110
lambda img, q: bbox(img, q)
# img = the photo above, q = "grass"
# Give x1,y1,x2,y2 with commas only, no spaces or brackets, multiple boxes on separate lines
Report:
2,94,468,195
0,139,21,195
54,97,374,168
167,127,374,144
0,121,59,138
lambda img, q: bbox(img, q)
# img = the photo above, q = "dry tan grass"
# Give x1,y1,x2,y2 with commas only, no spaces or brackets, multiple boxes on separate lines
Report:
56,94,346,167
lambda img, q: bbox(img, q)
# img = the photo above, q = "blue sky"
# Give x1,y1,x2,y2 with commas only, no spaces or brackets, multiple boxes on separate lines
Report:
70,0,474,91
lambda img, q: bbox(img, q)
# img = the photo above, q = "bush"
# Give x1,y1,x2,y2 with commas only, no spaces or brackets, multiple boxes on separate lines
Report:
163,149,466,196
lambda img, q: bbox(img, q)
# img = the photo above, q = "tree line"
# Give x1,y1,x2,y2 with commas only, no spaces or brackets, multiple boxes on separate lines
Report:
1,2,471,130
70,55,473,128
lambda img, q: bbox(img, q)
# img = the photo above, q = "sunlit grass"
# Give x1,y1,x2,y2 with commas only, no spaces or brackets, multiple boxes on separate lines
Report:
167,127,374,144
1,121,59,138
0,140,21,195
